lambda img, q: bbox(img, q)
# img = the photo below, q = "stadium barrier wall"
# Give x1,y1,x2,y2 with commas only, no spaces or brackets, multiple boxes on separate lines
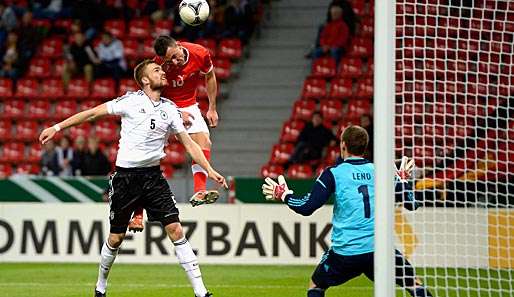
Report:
0,203,511,267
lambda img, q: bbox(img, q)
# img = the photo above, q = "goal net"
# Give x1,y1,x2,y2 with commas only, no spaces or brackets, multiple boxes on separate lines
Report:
394,0,513,296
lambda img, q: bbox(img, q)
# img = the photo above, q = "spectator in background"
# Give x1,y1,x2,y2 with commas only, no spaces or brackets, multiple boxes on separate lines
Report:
223,0,254,44
16,11,45,62
360,114,373,161
71,135,87,176
56,136,74,176
32,0,73,20
313,3,350,63
287,112,337,167
63,31,96,86
82,136,111,176
0,31,20,78
41,140,60,176
93,31,127,81
0,2,17,32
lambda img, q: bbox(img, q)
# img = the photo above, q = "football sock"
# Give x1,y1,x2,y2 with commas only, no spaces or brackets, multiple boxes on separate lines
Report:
95,241,119,294
307,288,325,297
173,237,208,297
192,149,210,193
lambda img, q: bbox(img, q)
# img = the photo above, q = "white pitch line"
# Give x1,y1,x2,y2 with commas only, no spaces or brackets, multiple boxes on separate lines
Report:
0,283,373,290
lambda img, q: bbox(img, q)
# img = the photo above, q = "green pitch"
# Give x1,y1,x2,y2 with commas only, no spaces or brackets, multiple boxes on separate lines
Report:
0,263,511,297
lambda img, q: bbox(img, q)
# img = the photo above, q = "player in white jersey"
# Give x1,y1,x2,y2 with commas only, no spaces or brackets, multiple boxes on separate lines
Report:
39,59,225,297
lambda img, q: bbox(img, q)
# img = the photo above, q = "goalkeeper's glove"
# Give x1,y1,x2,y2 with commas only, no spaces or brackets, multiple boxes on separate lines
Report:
262,175,293,202
395,156,415,183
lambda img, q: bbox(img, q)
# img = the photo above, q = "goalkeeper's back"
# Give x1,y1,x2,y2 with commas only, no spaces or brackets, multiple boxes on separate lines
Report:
329,158,375,256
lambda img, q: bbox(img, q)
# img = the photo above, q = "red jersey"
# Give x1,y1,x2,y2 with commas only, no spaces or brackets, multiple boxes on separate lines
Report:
154,42,213,108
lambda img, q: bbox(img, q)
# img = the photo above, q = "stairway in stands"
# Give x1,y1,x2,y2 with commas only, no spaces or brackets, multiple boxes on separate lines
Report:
210,0,331,177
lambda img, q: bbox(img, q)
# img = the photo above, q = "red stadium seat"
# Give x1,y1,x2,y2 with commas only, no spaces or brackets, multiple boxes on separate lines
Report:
141,38,154,58
54,19,72,31
123,39,140,60
69,122,92,139
0,78,13,98
28,100,51,120
0,164,12,178
346,99,371,121
338,58,363,78
218,38,242,60
154,19,173,37
106,145,118,163
260,163,285,178
92,78,117,99
163,143,186,166
358,18,374,37
287,164,313,179
32,18,51,30
15,163,40,175
105,19,126,39
27,58,51,78
350,0,367,17
66,79,90,99
118,79,139,95
54,100,77,120
320,99,343,122
213,58,232,80
79,100,102,111
354,78,374,98
280,119,306,143
95,120,118,143
1,142,25,163
195,38,217,57
37,37,63,58
3,100,25,119
270,143,294,165
27,143,42,163
324,146,340,165
40,78,65,99
14,78,39,98
14,121,39,141
160,164,174,179
329,78,353,99
311,57,337,79
128,19,151,39
301,78,327,99
292,99,316,121
348,38,373,58
52,59,66,78
0,120,12,141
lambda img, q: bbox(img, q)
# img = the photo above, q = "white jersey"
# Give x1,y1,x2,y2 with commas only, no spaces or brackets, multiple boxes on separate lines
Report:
106,90,186,168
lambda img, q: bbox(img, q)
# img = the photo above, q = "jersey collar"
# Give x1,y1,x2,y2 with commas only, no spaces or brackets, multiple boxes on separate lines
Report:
182,46,190,65
342,157,370,165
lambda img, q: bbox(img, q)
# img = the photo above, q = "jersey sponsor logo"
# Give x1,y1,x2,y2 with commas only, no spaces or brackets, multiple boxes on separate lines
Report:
139,108,146,113
160,110,168,120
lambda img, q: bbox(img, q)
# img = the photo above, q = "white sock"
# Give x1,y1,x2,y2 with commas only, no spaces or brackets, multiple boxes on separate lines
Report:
173,237,208,297
95,241,119,294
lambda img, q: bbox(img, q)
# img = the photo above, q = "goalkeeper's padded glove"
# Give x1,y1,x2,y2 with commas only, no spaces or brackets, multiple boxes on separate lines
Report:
395,156,415,183
262,175,293,202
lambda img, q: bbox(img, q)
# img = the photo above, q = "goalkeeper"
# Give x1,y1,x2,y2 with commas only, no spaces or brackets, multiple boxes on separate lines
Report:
262,125,433,297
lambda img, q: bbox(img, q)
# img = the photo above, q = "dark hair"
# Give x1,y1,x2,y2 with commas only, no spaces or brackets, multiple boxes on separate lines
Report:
153,35,177,56
341,125,368,156
133,59,156,88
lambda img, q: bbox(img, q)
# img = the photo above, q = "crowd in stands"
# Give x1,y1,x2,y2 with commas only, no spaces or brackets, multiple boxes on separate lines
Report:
0,0,267,178
40,135,111,177
263,0,374,179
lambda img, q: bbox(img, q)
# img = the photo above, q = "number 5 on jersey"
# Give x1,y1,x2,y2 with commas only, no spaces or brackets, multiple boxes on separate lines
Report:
150,118,156,129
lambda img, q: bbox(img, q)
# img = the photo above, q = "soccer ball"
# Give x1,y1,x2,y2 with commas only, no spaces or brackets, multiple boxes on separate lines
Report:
178,0,210,26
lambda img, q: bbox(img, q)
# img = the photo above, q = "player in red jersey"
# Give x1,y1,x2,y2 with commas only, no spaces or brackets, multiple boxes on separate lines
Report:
128,36,219,232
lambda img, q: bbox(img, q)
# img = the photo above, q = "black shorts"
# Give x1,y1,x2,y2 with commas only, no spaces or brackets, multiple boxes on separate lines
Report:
108,166,180,233
311,249,418,289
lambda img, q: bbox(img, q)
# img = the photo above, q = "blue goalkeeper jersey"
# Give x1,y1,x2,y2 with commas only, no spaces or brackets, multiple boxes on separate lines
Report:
285,157,417,256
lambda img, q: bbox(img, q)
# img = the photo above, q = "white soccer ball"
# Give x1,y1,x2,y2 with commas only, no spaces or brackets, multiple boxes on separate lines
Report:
179,0,210,26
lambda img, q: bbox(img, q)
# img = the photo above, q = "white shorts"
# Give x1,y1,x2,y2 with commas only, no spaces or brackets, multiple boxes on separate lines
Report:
178,104,210,135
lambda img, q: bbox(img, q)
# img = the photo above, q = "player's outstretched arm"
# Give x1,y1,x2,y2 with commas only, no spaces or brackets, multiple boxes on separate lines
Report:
39,103,109,144
262,169,335,216
176,131,227,188
204,70,218,128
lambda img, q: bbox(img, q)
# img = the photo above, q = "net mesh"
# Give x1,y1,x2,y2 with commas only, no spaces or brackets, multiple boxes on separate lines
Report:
394,0,513,296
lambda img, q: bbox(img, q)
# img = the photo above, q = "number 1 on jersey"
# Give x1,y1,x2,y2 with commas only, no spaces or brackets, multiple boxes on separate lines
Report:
358,185,371,218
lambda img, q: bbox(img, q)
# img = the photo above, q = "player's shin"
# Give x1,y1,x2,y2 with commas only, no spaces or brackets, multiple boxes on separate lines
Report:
95,241,119,294
307,288,325,297
192,149,210,192
173,237,208,297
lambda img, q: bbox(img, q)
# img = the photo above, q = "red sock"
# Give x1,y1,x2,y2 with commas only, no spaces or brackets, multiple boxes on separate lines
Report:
192,149,210,193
